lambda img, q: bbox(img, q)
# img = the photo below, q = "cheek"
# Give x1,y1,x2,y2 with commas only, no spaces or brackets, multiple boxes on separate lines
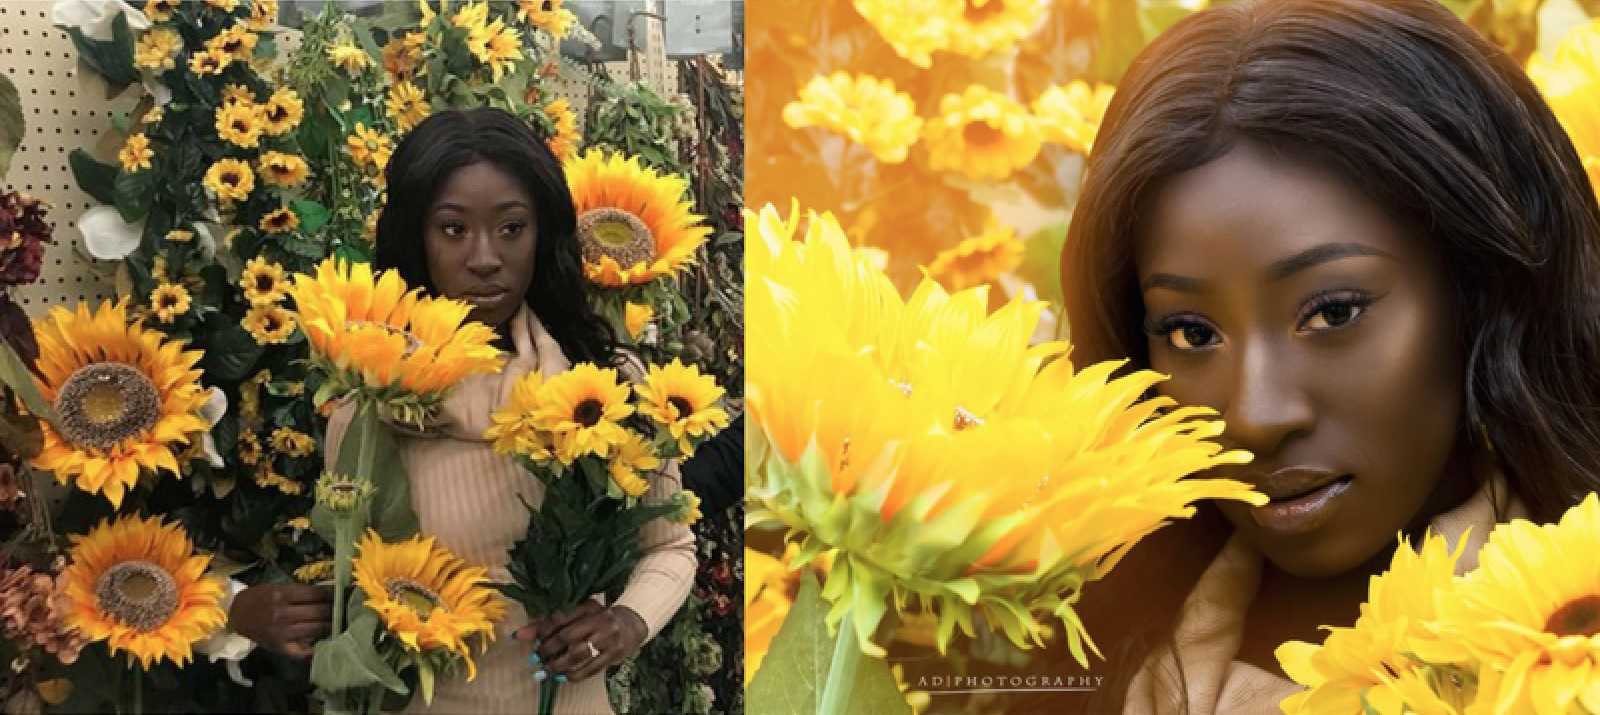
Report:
423,233,462,288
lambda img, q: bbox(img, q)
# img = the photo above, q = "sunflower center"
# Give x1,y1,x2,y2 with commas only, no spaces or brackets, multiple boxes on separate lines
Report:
56,363,162,451
255,275,275,291
158,292,179,309
385,578,441,618
268,106,287,122
94,560,179,632
963,121,1004,149
542,0,554,10
964,0,1003,22
573,398,605,427
231,119,249,133
578,208,656,270
223,171,241,185
1545,595,1600,637
668,396,693,418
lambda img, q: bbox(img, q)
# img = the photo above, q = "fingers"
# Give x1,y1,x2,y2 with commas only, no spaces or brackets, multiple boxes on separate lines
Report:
278,584,334,605
278,602,334,627
281,620,333,645
513,623,539,642
281,640,314,659
544,616,608,676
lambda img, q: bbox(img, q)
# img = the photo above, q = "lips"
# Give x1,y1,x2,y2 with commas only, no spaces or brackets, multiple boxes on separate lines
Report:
1245,467,1354,535
1255,468,1347,503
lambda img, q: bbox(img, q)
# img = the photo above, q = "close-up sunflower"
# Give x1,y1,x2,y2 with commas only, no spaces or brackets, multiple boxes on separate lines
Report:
205,25,258,63
387,80,430,133
246,0,278,30
237,429,263,466
564,149,712,287
1032,81,1115,156
1277,532,1473,715
543,98,579,161
242,304,297,345
608,430,660,498
944,0,1048,59
149,282,192,324
745,546,799,686
287,259,504,426
624,301,653,340
262,87,304,136
259,207,299,234
531,362,634,464
782,72,923,164
240,256,288,306
518,0,573,37
352,530,505,682
635,359,729,457
133,28,181,71
57,514,226,669
925,216,1024,290
188,48,230,76
484,370,552,460
225,82,252,105
119,133,153,173
257,151,310,188
922,85,1044,182
383,32,425,82
269,426,316,458
1529,18,1600,206
465,15,523,82
327,42,372,74
746,202,1262,661
850,0,958,68
143,0,178,22
1412,493,1600,714
215,101,265,149
204,158,256,203
346,123,393,173
31,300,210,508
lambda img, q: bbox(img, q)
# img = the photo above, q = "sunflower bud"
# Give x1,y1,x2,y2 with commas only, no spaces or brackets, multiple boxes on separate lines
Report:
315,472,373,514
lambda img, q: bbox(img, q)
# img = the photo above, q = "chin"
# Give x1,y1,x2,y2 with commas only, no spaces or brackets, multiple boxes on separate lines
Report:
1223,509,1388,580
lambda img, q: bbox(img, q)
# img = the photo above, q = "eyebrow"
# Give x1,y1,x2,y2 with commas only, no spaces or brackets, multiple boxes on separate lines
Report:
431,200,531,212
1142,241,1392,293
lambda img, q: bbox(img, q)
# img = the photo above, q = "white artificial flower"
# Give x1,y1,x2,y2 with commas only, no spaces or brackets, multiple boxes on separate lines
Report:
77,205,143,261
198,387,228,469
50,0,149,41
194,577,257,687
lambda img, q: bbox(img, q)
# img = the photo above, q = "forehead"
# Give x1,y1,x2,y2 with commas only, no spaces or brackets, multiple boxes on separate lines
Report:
1135,142,1427,278
431,162,533,210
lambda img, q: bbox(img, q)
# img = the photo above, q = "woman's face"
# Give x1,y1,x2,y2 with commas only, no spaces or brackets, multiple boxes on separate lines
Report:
1135,142,1466,578
424,161,538,329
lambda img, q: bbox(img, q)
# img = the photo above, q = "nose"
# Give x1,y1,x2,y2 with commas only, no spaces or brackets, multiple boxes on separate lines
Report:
1221,334,1315,458
464,233,502,276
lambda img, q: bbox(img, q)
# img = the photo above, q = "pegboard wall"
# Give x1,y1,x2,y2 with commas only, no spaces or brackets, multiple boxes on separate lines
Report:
0,2,685,319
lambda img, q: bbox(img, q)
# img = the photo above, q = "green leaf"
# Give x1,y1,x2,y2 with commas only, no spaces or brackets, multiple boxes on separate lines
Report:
202,323,265,382
416,657,435,706
0,74,24,181
0,340,55,426
69,149,119,205
374,1,420,31
334,404,418,541
1018,223,1069,308
745,572,913,715
64,17,138,89
309,606,408,693
291,199,332,233
1136,0,1205,42
1437,0,1486,20
114,168,156,223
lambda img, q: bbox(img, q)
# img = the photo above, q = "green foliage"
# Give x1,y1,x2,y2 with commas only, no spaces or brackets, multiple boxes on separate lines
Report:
0,75,24,182
582,79,687,174
65,13,138,90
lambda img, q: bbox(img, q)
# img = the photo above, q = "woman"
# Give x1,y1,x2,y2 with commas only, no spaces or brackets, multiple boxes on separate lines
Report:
231,108,697,713
1050,1,1600,712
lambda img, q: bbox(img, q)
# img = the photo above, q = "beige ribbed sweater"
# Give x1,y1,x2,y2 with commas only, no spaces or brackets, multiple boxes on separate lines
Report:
324,304,697,715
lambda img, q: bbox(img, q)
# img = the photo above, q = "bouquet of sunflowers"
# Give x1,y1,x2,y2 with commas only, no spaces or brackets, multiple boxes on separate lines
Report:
485,358,726,715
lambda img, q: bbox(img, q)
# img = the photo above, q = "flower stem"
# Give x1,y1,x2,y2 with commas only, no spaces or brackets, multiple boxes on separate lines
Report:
540,678,559,715
819,609,860,715
130,654,142,715
333,516,351,637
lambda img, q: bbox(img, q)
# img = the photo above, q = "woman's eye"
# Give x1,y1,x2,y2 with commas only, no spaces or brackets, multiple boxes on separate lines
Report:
1299,296,1370,332
441,222,465,238
500,222,526,237
1166,322,1218,351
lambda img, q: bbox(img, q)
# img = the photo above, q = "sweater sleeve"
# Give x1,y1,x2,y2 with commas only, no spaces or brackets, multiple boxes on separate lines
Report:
611,459,698,643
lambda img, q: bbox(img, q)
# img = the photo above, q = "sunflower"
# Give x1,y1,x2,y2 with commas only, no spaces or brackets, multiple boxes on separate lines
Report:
242,304,296,345
188,48,230,76
30,301,208,508
531,362,634,464
851,0,957,69
923,85,1043,181
57,514,225,669
387,80,430,133
240,256,288,306
383,33,425,81
518,0,573,37
346,123,393,172
148,283,191,324
945,0,1047,59
465,16,523,82
205,0,237,10
237,430,263,465
543,98,579,161
220,84,255,108
746,202,1262,661
565,149,712,287
134,28,182,71
608,431,660,498
259,207,299,234
287,259,504,425
262,88,304,136
1277,531,1473,715
1529,19,1600,207
484,371,552,460
327,43,371,74
118,133,153,173
452,1,490,32
1033,81,1115,156
671,489,702,526
926,217,1024,290
745,547,798,685
165,229,194,244
624,302,653,340
783,72,923,164
1411,493,1600,714
257,151,310,188
205,25,258,63
269,427,316,458
204,158,255,203
254,463,303,495
294,560,333,584
143,0,178,22
352,531,505,684
247,0,278,30
215,101,265,149
636,359,728,457
142,106,164,126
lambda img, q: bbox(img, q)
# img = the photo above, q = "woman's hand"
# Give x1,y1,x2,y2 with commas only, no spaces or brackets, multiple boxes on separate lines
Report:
514,601,649,683
229,583,333,659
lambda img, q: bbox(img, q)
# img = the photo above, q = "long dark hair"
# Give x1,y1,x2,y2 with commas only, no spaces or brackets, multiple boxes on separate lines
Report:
1055,0,1600,710
375,107,614,364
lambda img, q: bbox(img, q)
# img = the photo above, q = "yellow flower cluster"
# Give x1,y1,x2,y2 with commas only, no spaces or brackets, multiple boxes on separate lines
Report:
1530,19,1600,207
346,123,394,179
852,0,1047,68
134,28,182,71
782,72,923,164
387,81,430,133
926,216,1024,291
517,0,574,38
455,2,523,82
118,133,153,173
